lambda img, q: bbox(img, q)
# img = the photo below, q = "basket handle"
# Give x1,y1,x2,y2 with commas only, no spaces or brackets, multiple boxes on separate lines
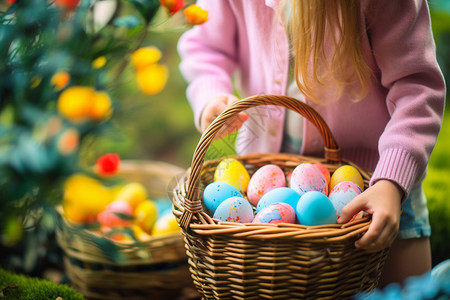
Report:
179,94,341,229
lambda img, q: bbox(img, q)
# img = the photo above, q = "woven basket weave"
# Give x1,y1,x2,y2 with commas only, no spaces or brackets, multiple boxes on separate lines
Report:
172,95,389,300
56,160,199,300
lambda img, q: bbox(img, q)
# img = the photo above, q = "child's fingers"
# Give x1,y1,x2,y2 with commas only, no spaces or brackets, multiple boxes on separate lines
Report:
355,212,398,252
215,112,248,140
338,194,367,224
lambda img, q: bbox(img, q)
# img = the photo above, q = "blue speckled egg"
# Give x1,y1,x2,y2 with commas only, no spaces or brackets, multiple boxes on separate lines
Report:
296,191,337,226
213,196,254,223
256,187,301,214
203,182,242,214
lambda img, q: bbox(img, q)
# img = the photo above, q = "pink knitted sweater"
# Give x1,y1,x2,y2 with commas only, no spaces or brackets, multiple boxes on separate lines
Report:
177,0,446,198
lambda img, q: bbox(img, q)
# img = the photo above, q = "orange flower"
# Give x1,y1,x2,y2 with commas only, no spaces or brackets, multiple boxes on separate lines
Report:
184,4,208,25
160,0,185,15
57,128,79,155
51,71,70,91
54,0,81,12
96,153,121,176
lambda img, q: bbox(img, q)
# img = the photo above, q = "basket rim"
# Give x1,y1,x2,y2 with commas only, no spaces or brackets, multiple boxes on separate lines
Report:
172,152,373,241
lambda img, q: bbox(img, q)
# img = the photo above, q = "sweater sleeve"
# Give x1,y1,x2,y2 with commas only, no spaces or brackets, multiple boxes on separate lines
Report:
366,0,446,198
177,0,239,130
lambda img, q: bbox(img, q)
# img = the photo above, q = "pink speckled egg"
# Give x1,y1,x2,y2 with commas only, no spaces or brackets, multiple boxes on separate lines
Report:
329,181,362,219
290,163,328,197
253,203,296,224
97,200,133,227
247,164,286,206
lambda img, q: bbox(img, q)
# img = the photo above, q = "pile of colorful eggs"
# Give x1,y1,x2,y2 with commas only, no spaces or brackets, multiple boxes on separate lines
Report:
62,174,180,242
203,158,366,226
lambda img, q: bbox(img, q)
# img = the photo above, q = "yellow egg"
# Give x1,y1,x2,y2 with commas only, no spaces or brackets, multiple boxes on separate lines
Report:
63,174,115,223
132,224,152,242
115,182,148,211
151,213,181,236
134,199,158,234
330,165,365,191
214,158,250,193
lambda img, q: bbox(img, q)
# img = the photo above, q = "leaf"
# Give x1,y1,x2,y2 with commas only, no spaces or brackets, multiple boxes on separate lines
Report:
126,0,160,24
113,15,141,28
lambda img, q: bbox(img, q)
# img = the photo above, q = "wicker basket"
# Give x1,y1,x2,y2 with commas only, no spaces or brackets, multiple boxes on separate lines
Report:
56,160,200,300
172,95,389,300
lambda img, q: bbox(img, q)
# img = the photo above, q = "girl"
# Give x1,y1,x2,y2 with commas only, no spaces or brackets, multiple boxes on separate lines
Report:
177,0,446,287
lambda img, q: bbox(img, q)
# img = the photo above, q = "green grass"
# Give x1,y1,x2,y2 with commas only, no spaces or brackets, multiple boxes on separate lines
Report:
0,268,85,300
423,108,450,266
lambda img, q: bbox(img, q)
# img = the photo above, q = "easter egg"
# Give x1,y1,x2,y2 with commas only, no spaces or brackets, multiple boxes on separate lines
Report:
134,199,159,233
296,191,337,226
151,212,181,236
313,163,331,186
253,203,296,224
290,163,328,196
132,224,152,241
329,181,362,219
330,165,364,191
256,187,301,213
154,197,173,215
97,200,134,227
247,164,286,206
115,182,148,210
214,158,250,193
203,182,242,214
63,174,115,223
213,196,254,223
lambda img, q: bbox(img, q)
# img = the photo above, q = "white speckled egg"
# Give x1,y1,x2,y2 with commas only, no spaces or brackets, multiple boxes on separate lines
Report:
253,203,296,224
329,181,362,219
247,164,286,206
290,163,328,196
213,196,254,223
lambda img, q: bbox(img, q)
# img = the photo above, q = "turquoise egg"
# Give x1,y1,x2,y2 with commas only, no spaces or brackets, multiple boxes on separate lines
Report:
296,191,337,226
203,182,242,214
256,187,301,214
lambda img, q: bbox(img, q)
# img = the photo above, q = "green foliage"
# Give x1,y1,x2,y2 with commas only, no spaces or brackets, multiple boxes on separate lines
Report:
424,108,450,266
0,0,171,246
0,268,85,300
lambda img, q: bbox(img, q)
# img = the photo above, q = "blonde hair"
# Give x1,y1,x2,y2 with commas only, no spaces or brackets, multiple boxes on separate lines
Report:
285,0,372,103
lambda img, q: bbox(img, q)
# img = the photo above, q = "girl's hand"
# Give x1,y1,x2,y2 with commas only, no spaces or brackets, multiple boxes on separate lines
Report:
338,180,403,252
200,94,249,140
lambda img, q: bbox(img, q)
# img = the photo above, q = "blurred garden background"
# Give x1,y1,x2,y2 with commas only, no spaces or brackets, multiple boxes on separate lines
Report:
0,0,449,297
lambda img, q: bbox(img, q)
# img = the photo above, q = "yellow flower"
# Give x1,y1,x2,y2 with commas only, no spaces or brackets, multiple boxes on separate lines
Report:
57,86,94,122
51,71,70,91
91,91,113,121
131,47,162,70
57,86,113,122
135,64,168,95
92,56,107,69
184,4,208,25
